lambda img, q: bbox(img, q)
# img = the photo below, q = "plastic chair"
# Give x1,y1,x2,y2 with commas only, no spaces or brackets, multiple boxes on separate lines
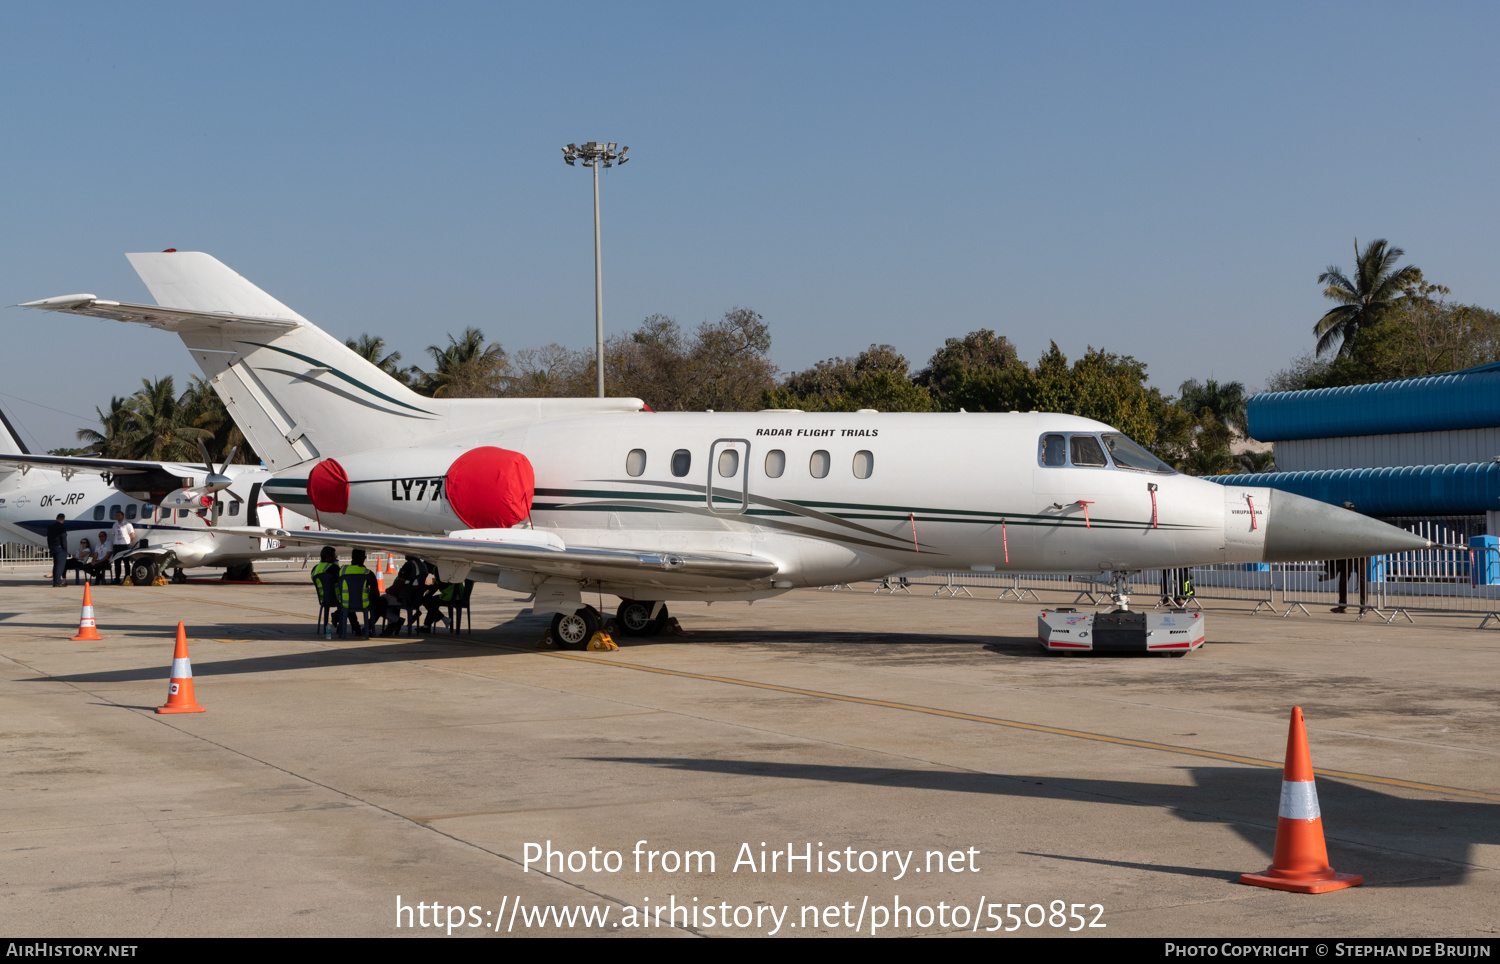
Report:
313,568,340,634
446,579,474,634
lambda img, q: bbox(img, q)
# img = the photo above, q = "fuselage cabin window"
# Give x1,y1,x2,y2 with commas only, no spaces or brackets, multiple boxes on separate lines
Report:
1070,434,1108,467
765,450,786,478
1040,434,1067,466
852,450,874,479
810,450,830,479
626,449,647,477
227,502,239,517
93,506,105,522
126,504,137,520
671,449,692,478
718,449,739,478
141,505,154,519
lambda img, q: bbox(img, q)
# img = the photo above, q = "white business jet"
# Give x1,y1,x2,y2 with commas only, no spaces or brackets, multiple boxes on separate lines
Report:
0,404,314,584
21,252,1428,645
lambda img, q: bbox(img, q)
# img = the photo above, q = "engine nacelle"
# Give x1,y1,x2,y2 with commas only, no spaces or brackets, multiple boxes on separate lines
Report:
304,446,535,535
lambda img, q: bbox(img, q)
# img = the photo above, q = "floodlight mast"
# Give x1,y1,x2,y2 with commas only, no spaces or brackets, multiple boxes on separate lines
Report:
561,141,629,398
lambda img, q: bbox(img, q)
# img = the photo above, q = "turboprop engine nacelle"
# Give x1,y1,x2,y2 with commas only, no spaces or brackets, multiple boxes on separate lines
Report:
302,445,535,535
160,490,216,510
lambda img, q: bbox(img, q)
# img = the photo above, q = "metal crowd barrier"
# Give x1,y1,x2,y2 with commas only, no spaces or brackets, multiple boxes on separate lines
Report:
0,543,50,567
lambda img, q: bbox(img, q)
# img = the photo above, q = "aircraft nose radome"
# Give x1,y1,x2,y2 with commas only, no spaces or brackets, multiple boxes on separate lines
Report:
1262,490,1431,562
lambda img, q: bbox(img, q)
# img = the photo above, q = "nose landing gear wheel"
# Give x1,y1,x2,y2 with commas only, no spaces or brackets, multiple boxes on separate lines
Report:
551,607,601,650
616,599,669,637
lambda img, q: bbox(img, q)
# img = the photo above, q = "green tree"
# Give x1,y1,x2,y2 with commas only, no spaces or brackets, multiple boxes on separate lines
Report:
180,375,255,464
122,376,213,462
346,334,415,386
689,308,778,411
764,345,933,412
416,328,507,398
76,396,139,458
1314,239,1422,358
914,330,1034,412
1177,378,1248,437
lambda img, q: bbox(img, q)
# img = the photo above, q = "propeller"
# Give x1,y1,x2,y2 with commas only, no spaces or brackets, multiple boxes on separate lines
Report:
159,442,247,513
195,439,246,503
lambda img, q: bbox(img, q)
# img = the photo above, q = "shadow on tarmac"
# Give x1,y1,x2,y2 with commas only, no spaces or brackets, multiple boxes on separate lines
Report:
585,757,1493,888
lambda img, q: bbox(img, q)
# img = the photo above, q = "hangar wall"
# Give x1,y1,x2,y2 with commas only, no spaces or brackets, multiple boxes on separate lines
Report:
1214,360,1500,543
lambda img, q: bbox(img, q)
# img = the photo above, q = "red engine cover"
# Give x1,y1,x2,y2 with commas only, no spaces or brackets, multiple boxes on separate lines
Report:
307,458,350,515
444,447,535,529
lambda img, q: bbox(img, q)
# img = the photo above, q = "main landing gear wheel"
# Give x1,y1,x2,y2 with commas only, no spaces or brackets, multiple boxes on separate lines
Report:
550,607,601,650
616,599,669,637
130,560,158,587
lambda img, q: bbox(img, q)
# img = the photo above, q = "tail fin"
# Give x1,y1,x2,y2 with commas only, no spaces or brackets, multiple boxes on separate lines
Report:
126,252,445,469
120,251,644,470
0,405,32,456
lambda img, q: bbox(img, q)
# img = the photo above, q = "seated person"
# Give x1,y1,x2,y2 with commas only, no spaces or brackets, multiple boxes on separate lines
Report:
337,548,390,635
311,547,342,629
66,538,95,584
418,578,459,633
377,554,429,635
89,532,113,583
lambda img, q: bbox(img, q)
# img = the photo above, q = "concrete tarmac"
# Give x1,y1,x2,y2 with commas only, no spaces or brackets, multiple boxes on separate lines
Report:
1,571,1496,938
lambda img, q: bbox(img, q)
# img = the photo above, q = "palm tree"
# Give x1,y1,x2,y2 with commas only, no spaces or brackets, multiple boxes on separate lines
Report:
417,328,506,398
1178,379,1249,437
346,334,414,385
1236,449,1277,474
124,376,213,462
180,375,255,464
1314,239,1422,357
76,396,139,458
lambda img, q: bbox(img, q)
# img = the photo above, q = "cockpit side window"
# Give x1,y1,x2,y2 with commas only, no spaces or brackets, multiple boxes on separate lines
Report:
1070,434,1108,467
1040,434,1067,466
1102,433,1175,474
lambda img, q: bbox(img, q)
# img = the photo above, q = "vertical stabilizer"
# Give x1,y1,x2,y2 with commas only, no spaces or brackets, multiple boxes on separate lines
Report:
0,405,31,456
125,252,442,468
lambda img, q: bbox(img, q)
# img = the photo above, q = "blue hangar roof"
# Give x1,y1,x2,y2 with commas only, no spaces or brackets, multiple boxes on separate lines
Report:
1246,360,1500,442
1210,462,1500,515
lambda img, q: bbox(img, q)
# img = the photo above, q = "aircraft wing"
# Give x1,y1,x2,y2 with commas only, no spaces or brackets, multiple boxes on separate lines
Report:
218,526,781,587
0,452,181,476
19,295,298,332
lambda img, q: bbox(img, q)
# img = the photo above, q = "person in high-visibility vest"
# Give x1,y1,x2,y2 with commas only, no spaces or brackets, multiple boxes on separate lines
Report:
312,546,342,629
338,548,378,635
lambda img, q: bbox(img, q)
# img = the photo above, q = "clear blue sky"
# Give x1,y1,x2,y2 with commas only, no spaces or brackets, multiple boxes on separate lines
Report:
3,2,1497,450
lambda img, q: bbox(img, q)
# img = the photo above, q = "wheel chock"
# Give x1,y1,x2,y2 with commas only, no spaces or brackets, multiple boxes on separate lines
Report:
661,617,690,637
536,630,555,649
153,574,169,587
121,576,135,587
585,631,618,652
602,617,621,635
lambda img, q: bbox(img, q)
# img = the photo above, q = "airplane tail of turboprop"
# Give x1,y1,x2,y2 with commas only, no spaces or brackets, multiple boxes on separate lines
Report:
0,405,31,477
20,251,645,470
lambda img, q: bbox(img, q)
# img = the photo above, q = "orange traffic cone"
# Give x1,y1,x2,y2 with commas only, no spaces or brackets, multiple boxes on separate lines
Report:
387,557,397,576
156,622,206,714
71,583,102,641
1240,707,1361,893
375,567,386,594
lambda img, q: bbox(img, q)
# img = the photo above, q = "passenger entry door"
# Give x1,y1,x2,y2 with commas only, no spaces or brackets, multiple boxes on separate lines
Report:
707,438,750,515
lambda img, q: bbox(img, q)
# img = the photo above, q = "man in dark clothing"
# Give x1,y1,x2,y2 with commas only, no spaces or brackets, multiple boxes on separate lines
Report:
47,514,68,587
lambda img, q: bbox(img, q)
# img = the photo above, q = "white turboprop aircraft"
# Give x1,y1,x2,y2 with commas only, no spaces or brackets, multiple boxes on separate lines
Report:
0,404,314,584
22,251,1429,645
